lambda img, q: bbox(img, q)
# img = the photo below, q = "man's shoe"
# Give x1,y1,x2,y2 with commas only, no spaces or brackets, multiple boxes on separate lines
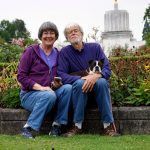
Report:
63,126,82,137
21,127,34,139
49,125,61,136
104,123,120,136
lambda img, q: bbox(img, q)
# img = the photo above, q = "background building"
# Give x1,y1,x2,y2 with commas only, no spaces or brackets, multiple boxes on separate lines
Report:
101,0,145,56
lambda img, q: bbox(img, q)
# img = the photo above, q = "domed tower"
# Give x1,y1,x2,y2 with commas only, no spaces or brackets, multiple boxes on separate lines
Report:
104,0,129,31
101,0,134,55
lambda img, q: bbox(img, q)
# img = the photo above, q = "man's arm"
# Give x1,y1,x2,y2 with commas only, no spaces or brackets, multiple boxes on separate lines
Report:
57,51,80,84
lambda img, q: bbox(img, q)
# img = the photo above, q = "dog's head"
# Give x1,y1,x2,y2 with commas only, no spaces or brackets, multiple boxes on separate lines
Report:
88,60,102,74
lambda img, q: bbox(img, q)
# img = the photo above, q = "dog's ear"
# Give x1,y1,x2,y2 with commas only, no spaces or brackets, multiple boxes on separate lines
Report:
100,60,104,69
98,61,103,68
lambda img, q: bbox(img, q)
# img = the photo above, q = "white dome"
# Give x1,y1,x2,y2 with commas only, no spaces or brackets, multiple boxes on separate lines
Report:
104,2,129,32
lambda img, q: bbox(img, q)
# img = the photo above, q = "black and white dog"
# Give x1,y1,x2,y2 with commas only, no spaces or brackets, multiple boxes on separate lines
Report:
70,60,102,77
88,60,102,75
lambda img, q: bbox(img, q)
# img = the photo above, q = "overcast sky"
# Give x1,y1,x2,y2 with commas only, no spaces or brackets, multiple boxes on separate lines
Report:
0,0,149,42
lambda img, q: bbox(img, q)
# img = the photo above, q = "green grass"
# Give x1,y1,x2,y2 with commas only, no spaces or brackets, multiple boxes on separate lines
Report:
0,134,150,150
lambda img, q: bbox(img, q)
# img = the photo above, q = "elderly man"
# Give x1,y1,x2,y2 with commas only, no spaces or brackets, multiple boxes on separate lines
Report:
58,23,120,137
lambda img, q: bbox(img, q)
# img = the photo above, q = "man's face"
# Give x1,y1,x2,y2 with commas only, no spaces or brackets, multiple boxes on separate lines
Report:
41,30,56,47
66,27,83,44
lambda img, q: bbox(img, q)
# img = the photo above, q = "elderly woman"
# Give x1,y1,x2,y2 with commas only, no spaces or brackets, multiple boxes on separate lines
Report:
17,21,72,138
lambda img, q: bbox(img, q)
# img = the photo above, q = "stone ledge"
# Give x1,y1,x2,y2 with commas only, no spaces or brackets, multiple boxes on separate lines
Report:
0,107,150,135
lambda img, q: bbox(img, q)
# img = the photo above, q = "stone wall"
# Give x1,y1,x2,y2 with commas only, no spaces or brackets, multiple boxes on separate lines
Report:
0,107,150,135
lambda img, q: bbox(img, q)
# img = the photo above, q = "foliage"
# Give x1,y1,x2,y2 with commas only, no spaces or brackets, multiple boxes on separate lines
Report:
0,19,30,43
142,4,150,46
0,42,24,62
87,26,101,42
0,37,150,107
0,61,19,89
0,38,39,63
0,88,20,108
0,62,10,72
125,79,150,106
109,45,150,57
0,62,20,108
109,54,150,106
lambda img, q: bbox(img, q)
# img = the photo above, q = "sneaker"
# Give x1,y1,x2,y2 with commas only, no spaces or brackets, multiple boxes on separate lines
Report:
49,125,61,136
63,126,82,137
104,123,120,136
21,127,34,139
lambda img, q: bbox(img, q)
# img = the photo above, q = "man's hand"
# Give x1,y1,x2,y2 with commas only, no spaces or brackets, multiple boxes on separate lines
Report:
81,73,101,93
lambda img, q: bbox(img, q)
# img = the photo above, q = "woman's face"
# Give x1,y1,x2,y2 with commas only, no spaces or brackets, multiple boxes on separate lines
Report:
41,30,56,47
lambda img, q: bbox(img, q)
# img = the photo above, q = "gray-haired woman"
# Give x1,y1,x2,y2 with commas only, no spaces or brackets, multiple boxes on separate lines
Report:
17,21,72,138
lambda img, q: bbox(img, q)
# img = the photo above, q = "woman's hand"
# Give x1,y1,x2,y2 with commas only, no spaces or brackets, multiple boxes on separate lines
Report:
33,83,54,92
40,86,54,92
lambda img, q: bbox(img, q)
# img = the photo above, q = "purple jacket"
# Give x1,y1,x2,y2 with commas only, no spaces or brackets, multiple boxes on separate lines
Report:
17,44,59,91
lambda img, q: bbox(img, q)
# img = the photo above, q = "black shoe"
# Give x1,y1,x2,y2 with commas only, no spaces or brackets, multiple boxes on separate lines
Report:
49,125,61,136
21,127,34,139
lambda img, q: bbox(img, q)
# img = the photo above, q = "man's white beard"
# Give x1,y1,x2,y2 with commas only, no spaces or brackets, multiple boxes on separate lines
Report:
69,36,82,45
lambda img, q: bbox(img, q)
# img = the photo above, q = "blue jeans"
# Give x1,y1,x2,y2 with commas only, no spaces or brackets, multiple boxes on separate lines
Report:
72,78,114,124
20,84,72,131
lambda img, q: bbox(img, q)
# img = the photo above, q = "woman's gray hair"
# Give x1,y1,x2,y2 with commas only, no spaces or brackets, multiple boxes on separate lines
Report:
64,23,84,39
38,21,59,40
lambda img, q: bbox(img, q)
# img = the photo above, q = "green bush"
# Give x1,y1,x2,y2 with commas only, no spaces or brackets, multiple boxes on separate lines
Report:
109,55,150,106
0,43,23,63
125,79,150,106
0,61,20,108
0,88,20,108
0,46,150,108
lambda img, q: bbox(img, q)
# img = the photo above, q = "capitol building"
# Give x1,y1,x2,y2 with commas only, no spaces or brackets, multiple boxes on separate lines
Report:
101,0,145,56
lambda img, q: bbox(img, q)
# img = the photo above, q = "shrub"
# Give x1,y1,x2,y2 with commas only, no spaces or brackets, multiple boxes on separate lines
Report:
0,88,20,108
0,43,23,63
109,55,150,106
125,79,150,106
0,62,20,108
0,45,150,107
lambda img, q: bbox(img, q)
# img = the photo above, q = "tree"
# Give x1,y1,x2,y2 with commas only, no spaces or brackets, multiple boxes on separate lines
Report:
0,19,30,43
142,4,150,46
87,26,101,43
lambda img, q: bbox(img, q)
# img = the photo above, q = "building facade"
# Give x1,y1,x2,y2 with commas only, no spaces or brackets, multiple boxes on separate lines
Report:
101,0,145,56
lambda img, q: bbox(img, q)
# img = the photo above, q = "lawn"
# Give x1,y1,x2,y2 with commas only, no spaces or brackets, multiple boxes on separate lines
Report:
0,134,150,150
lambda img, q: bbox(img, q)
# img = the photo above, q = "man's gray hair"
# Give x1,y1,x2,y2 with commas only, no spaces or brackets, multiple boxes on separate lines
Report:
38,21,59,40
64,23,84,39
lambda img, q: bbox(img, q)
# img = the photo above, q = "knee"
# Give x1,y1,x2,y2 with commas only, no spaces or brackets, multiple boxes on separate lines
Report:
73,79,84,89
96,78,108,87
43,91,57,105
62,84,72,93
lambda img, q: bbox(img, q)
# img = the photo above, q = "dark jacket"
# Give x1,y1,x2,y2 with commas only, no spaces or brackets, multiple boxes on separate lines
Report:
17,44,59,91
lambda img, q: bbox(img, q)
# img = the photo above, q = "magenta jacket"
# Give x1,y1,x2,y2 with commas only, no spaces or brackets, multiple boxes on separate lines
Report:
17,44,59,91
